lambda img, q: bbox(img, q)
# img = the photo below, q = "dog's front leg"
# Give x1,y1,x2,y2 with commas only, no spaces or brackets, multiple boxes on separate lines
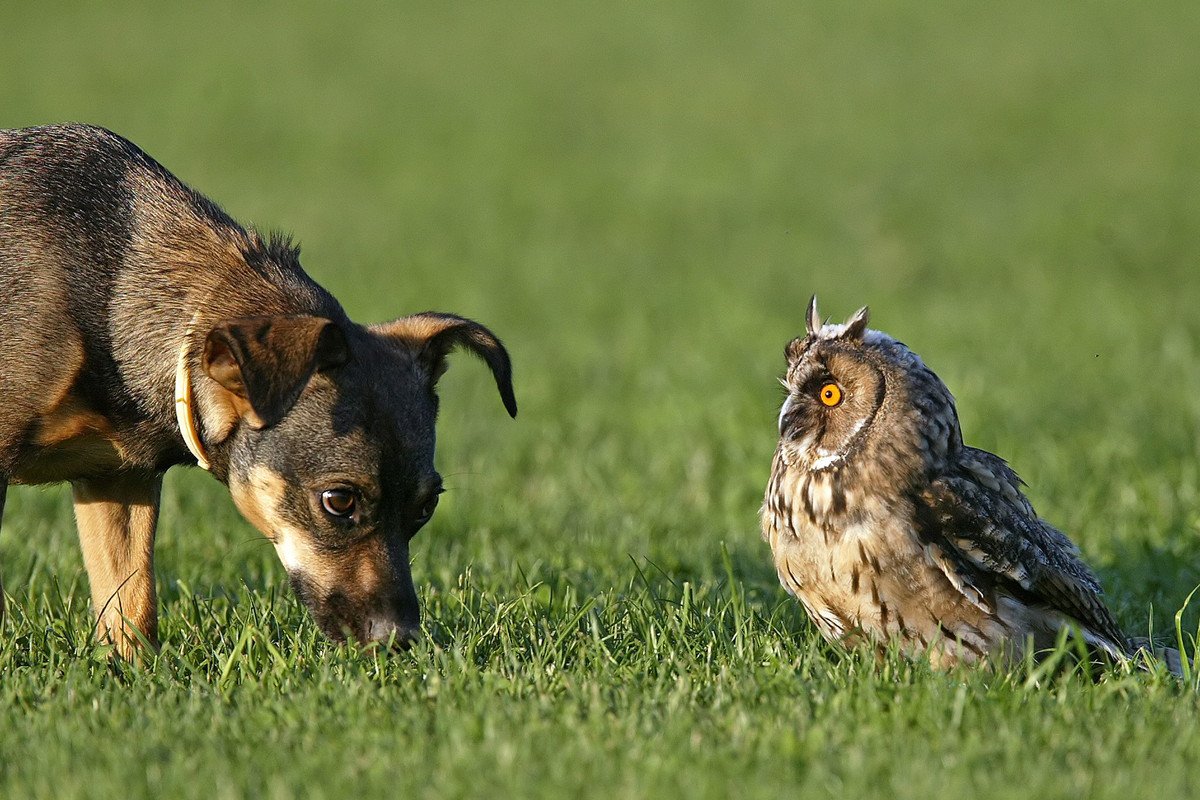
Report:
72,471,162,659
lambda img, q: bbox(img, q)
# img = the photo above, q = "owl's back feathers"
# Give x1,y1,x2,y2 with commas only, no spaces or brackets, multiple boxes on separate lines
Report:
915,448,1129,657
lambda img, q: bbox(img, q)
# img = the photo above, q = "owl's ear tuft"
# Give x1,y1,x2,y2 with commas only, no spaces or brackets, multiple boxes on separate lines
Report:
806,295,822,337
843,306,870,340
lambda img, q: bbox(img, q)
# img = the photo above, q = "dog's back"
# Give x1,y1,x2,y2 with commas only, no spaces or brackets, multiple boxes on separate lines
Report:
0,125,341,480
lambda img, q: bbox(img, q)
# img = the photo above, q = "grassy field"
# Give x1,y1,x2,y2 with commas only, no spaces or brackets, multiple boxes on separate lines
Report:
3,1,1200,797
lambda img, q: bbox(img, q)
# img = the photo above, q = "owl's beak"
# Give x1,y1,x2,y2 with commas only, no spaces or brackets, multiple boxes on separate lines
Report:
778,394,797,437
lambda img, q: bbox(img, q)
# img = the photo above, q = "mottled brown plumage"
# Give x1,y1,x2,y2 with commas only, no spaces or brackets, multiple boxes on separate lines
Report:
762,298,1133,669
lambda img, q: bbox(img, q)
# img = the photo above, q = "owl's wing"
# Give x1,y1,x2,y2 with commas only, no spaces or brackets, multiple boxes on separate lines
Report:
915,447,1128,653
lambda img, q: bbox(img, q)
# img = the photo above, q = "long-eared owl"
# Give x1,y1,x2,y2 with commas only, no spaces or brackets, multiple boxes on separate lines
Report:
762,298,1133,668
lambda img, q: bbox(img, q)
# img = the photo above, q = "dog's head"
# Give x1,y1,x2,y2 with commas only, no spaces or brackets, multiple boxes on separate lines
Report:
188,311,515,646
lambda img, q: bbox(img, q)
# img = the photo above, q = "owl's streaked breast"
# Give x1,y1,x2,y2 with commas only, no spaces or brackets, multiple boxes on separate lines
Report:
763,473,1012,665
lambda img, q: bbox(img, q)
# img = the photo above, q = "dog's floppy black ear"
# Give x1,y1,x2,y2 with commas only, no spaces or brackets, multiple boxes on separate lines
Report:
374,312,517,418
203,315,349,428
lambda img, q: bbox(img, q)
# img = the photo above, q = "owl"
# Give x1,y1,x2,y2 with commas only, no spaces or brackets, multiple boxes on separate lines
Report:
761,297,1135,670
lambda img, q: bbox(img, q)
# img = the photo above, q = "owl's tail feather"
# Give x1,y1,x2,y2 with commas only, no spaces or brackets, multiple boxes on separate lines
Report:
1128,638,1186,677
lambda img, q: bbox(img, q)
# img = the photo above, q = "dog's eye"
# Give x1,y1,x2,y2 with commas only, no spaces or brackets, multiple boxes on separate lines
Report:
320,489,357,518
415,492,440,524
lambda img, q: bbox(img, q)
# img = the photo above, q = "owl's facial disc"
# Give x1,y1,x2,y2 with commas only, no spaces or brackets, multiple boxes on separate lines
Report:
780,350,886,471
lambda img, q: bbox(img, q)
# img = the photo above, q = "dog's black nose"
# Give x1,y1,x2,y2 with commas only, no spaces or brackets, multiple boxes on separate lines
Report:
364,616,420,650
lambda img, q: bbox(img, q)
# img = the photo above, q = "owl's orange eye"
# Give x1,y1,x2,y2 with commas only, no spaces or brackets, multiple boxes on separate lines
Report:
819,382,843,407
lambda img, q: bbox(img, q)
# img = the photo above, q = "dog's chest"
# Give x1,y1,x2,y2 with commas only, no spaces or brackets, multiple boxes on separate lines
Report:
10,393,165,483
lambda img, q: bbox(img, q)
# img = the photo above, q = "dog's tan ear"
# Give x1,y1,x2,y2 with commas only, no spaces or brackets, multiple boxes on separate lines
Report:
375,312,517,418
203,315,349,428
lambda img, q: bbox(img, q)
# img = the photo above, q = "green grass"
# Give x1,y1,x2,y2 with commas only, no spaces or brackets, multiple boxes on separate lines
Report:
3,1,1200,797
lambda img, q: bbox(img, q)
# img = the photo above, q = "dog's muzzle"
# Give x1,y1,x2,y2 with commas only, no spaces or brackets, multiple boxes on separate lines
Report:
365,616,421,649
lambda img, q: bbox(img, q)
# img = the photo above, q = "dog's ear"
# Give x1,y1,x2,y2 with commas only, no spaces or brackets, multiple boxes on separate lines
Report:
374,312,517,418
203,315,349,428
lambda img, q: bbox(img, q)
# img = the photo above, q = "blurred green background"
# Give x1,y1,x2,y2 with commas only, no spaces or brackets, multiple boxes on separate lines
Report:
2,2,1199,798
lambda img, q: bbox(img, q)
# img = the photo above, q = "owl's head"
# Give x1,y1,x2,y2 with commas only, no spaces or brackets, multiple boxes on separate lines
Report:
777,297,962,480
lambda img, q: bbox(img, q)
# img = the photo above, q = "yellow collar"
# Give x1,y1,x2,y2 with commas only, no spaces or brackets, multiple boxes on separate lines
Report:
174,312,211,470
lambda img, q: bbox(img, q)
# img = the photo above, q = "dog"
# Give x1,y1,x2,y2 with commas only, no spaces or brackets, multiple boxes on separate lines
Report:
0,124,516,657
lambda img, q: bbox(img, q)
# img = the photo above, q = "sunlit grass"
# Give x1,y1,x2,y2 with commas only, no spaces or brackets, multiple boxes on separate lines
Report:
3,1,1200,797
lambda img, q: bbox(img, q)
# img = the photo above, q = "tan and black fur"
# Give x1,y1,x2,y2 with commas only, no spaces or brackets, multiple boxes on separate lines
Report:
0,124,516,657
